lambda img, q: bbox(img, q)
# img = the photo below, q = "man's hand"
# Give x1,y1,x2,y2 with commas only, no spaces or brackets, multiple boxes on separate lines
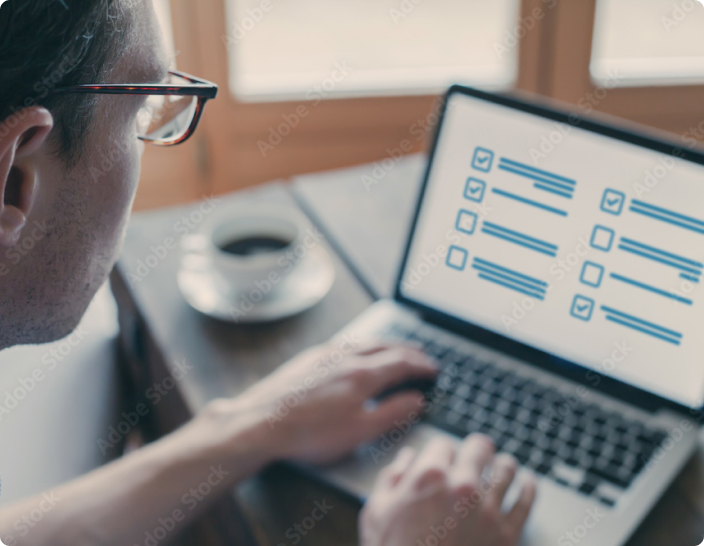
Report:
360,435,537,546
205,340,438,466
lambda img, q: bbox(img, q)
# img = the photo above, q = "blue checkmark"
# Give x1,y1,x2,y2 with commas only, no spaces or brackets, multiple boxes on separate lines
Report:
464,178,486,203
600,189,626,216
570,295,595,321
472,147,495,173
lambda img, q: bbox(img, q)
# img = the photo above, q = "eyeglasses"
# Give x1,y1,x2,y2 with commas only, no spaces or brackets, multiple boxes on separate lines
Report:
49,71,218,146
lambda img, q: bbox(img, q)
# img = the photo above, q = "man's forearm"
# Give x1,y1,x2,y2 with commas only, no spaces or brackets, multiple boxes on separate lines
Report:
0,403,275,546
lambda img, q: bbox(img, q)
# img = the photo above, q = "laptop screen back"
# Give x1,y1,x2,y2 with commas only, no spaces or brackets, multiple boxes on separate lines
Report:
399,89,704,409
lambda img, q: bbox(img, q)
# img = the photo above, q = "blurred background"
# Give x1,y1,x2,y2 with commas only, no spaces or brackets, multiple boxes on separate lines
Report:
139,0,704,210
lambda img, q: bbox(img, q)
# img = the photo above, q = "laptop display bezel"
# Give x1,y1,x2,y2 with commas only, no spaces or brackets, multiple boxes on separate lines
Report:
394,84,704,422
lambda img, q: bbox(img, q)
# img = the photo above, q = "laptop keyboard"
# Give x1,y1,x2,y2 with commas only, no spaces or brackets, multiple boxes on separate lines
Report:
386,325,669,508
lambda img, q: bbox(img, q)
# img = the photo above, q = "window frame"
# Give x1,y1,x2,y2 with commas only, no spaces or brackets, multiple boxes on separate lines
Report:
139,0,704,209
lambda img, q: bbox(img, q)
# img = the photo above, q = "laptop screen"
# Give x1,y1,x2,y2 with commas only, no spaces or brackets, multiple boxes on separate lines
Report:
399,89,704,409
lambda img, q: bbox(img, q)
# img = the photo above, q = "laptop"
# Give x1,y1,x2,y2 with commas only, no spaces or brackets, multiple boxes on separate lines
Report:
309,85,704,545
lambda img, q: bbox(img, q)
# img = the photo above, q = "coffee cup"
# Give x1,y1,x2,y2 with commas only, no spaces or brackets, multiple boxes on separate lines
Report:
187,204,305,292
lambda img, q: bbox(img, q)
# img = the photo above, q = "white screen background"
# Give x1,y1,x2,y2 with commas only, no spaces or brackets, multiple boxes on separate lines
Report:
402,93,704,408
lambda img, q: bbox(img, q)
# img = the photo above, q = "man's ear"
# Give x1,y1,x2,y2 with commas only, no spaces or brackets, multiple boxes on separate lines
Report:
0,107,53,247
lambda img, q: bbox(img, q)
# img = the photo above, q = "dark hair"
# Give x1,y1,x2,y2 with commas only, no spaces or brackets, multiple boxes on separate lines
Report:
0,0,130,164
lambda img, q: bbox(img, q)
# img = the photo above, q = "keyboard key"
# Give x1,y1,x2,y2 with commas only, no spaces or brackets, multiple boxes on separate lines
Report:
597,482,624,504
397,327,667,497
588,463,629,489
579,474,600,496
553,462,585,487
445,411,462,426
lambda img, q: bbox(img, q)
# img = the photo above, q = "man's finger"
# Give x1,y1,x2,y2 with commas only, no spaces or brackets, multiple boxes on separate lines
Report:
354,340,424,356
363,391,426,440
486,453,517,509
360,348,437,395
450,434,495,494
505,474,537,534
406,436,457,490
380,446,417,487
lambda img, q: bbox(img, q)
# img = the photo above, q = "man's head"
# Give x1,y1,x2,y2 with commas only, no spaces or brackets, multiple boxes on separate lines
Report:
0,0,170,349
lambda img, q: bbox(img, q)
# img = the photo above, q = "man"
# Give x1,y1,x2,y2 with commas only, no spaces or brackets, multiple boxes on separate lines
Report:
0,1,536,544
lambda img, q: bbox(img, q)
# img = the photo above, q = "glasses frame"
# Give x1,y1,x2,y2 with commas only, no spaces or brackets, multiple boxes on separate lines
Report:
48,70,218,146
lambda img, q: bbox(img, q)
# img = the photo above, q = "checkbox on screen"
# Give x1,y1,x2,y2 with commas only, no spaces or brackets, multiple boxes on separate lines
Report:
590,225,615,252
570,295,595,321
472,147,495,173
464,178,486,203
456,209,478,235
446,246,468,271
580,262,604,288
600,189,626,216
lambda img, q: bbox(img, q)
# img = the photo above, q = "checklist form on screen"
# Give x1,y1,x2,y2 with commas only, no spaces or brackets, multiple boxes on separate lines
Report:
401,91,704,408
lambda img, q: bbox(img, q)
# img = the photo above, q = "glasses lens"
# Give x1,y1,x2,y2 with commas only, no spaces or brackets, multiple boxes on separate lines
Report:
136,74,198,144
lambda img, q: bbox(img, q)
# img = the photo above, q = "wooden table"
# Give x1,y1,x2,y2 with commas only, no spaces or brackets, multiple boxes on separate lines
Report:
112,156,704,546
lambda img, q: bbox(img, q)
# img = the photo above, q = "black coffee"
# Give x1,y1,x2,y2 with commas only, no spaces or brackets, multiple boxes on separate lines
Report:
219,236,291,257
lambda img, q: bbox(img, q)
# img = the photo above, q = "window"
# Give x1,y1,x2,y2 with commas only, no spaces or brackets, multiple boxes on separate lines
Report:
225,0,520,101
154,0,176,61
591,0,704,87
135,0,704,211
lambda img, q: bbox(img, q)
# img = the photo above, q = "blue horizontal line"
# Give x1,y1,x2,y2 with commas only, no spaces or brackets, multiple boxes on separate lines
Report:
498,164,575,192
680,273,700,283
630,206,704,235
472,265,547,293
605,316,681,346
483,221,558,250
601,305,683,338
534,183,574,199
632,200,704,229
473,257,548,287
477,273,545,300
617,245,703,276
482,229,557,257
499,158,577,186
620,237,703,269
491,188,568,217
610,273,693,305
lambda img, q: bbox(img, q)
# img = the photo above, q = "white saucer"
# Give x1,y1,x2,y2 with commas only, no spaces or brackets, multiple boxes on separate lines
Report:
177,243,335,323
